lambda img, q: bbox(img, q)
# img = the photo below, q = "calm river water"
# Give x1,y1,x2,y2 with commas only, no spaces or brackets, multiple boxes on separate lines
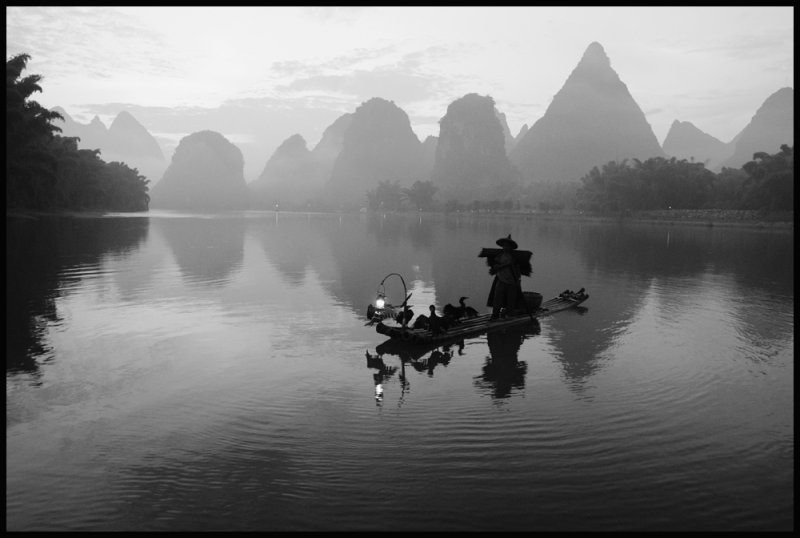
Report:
6,210,793,531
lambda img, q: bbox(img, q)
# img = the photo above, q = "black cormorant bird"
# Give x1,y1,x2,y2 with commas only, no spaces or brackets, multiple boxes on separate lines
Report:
412,314,429,330
427,305,446,335
458,296,479,318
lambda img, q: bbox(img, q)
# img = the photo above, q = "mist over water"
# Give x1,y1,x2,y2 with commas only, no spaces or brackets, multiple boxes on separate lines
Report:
6,211,793,531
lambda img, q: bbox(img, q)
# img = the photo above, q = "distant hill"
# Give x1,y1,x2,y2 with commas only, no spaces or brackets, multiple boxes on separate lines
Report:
308,112,353,196
495,109,516,154
514,124,529,147
150,130,249,210
52,63,792,210
324,98,425,209
719,87,794,170
52,107,107,150
509,41,665,183
247,112,360,210
105,111,165,163
51,107,166,183
249,134,315,209
432,93,518,202
662,120,732,169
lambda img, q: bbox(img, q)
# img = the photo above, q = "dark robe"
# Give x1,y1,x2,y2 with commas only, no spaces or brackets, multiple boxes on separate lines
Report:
480,248,532,308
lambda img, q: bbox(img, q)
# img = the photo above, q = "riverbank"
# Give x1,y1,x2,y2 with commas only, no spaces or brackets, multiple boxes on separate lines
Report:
544,209,791,229
431,208,794,230
6,209,118,220
7,207,794,230
627,209,794,229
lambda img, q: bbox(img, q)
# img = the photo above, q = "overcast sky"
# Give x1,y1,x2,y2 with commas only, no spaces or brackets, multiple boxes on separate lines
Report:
6,6,794,179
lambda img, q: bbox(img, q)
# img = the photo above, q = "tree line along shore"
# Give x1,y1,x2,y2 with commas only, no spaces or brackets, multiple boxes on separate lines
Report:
8,207,793,232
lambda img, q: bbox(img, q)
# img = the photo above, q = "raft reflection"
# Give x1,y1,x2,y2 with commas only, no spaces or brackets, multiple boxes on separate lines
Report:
369,319,541,403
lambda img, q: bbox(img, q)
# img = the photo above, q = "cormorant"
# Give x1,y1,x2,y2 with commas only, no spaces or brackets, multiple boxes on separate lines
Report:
458,296,478,318
412,314,430,330
427,305,446,335
443,302,459,319
443,302,464,325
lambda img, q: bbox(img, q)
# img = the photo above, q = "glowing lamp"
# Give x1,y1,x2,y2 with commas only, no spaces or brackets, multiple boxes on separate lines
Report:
369,273,412,328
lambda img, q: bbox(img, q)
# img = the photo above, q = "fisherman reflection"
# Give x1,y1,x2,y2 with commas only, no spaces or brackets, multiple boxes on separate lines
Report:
475,322,540,398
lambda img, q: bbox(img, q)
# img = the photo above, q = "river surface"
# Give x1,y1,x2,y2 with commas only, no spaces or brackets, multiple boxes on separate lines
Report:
6,210,794,531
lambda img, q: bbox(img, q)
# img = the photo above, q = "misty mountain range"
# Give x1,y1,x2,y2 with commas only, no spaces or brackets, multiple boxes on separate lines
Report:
52,107,166,185
52,42,793,210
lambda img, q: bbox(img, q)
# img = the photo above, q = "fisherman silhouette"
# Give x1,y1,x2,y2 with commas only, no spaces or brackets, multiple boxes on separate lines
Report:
488,234,523,320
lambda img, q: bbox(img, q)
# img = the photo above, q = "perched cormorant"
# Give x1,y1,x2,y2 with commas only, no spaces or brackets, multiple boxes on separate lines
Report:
427,305,446,335
412,314,430,330
458,296,479,318
558,288,586,300
442,303,463,326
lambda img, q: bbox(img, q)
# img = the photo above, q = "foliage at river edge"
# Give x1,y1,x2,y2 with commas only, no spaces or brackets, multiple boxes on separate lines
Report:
7,54,150,212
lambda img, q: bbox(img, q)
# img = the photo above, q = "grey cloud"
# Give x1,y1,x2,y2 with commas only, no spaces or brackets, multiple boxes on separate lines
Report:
224,94,357,115
269,45,399,78
326,45,398,69
277,69,444,104
674,91,722,102
687,35,791,61
262,43,475,112
397,46,454,70
270,60,317,77
7,6,178,79
643,107,665,116
408,114,442,124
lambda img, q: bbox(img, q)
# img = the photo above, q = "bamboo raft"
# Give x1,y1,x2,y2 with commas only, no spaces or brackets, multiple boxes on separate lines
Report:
375,289,588,345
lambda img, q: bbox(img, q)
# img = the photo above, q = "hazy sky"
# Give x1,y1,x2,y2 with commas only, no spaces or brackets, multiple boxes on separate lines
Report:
6,6,794,179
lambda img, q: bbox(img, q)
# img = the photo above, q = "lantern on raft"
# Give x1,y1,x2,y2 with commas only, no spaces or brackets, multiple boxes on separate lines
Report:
365,273,412,328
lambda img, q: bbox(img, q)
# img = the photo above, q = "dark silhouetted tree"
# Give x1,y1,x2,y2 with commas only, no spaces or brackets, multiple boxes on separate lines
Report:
739,144,793,211
577,157,716,212
7,53,150,211
366,180,404,211
402,180,437,210
7,53,63,208
708,167,748,209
